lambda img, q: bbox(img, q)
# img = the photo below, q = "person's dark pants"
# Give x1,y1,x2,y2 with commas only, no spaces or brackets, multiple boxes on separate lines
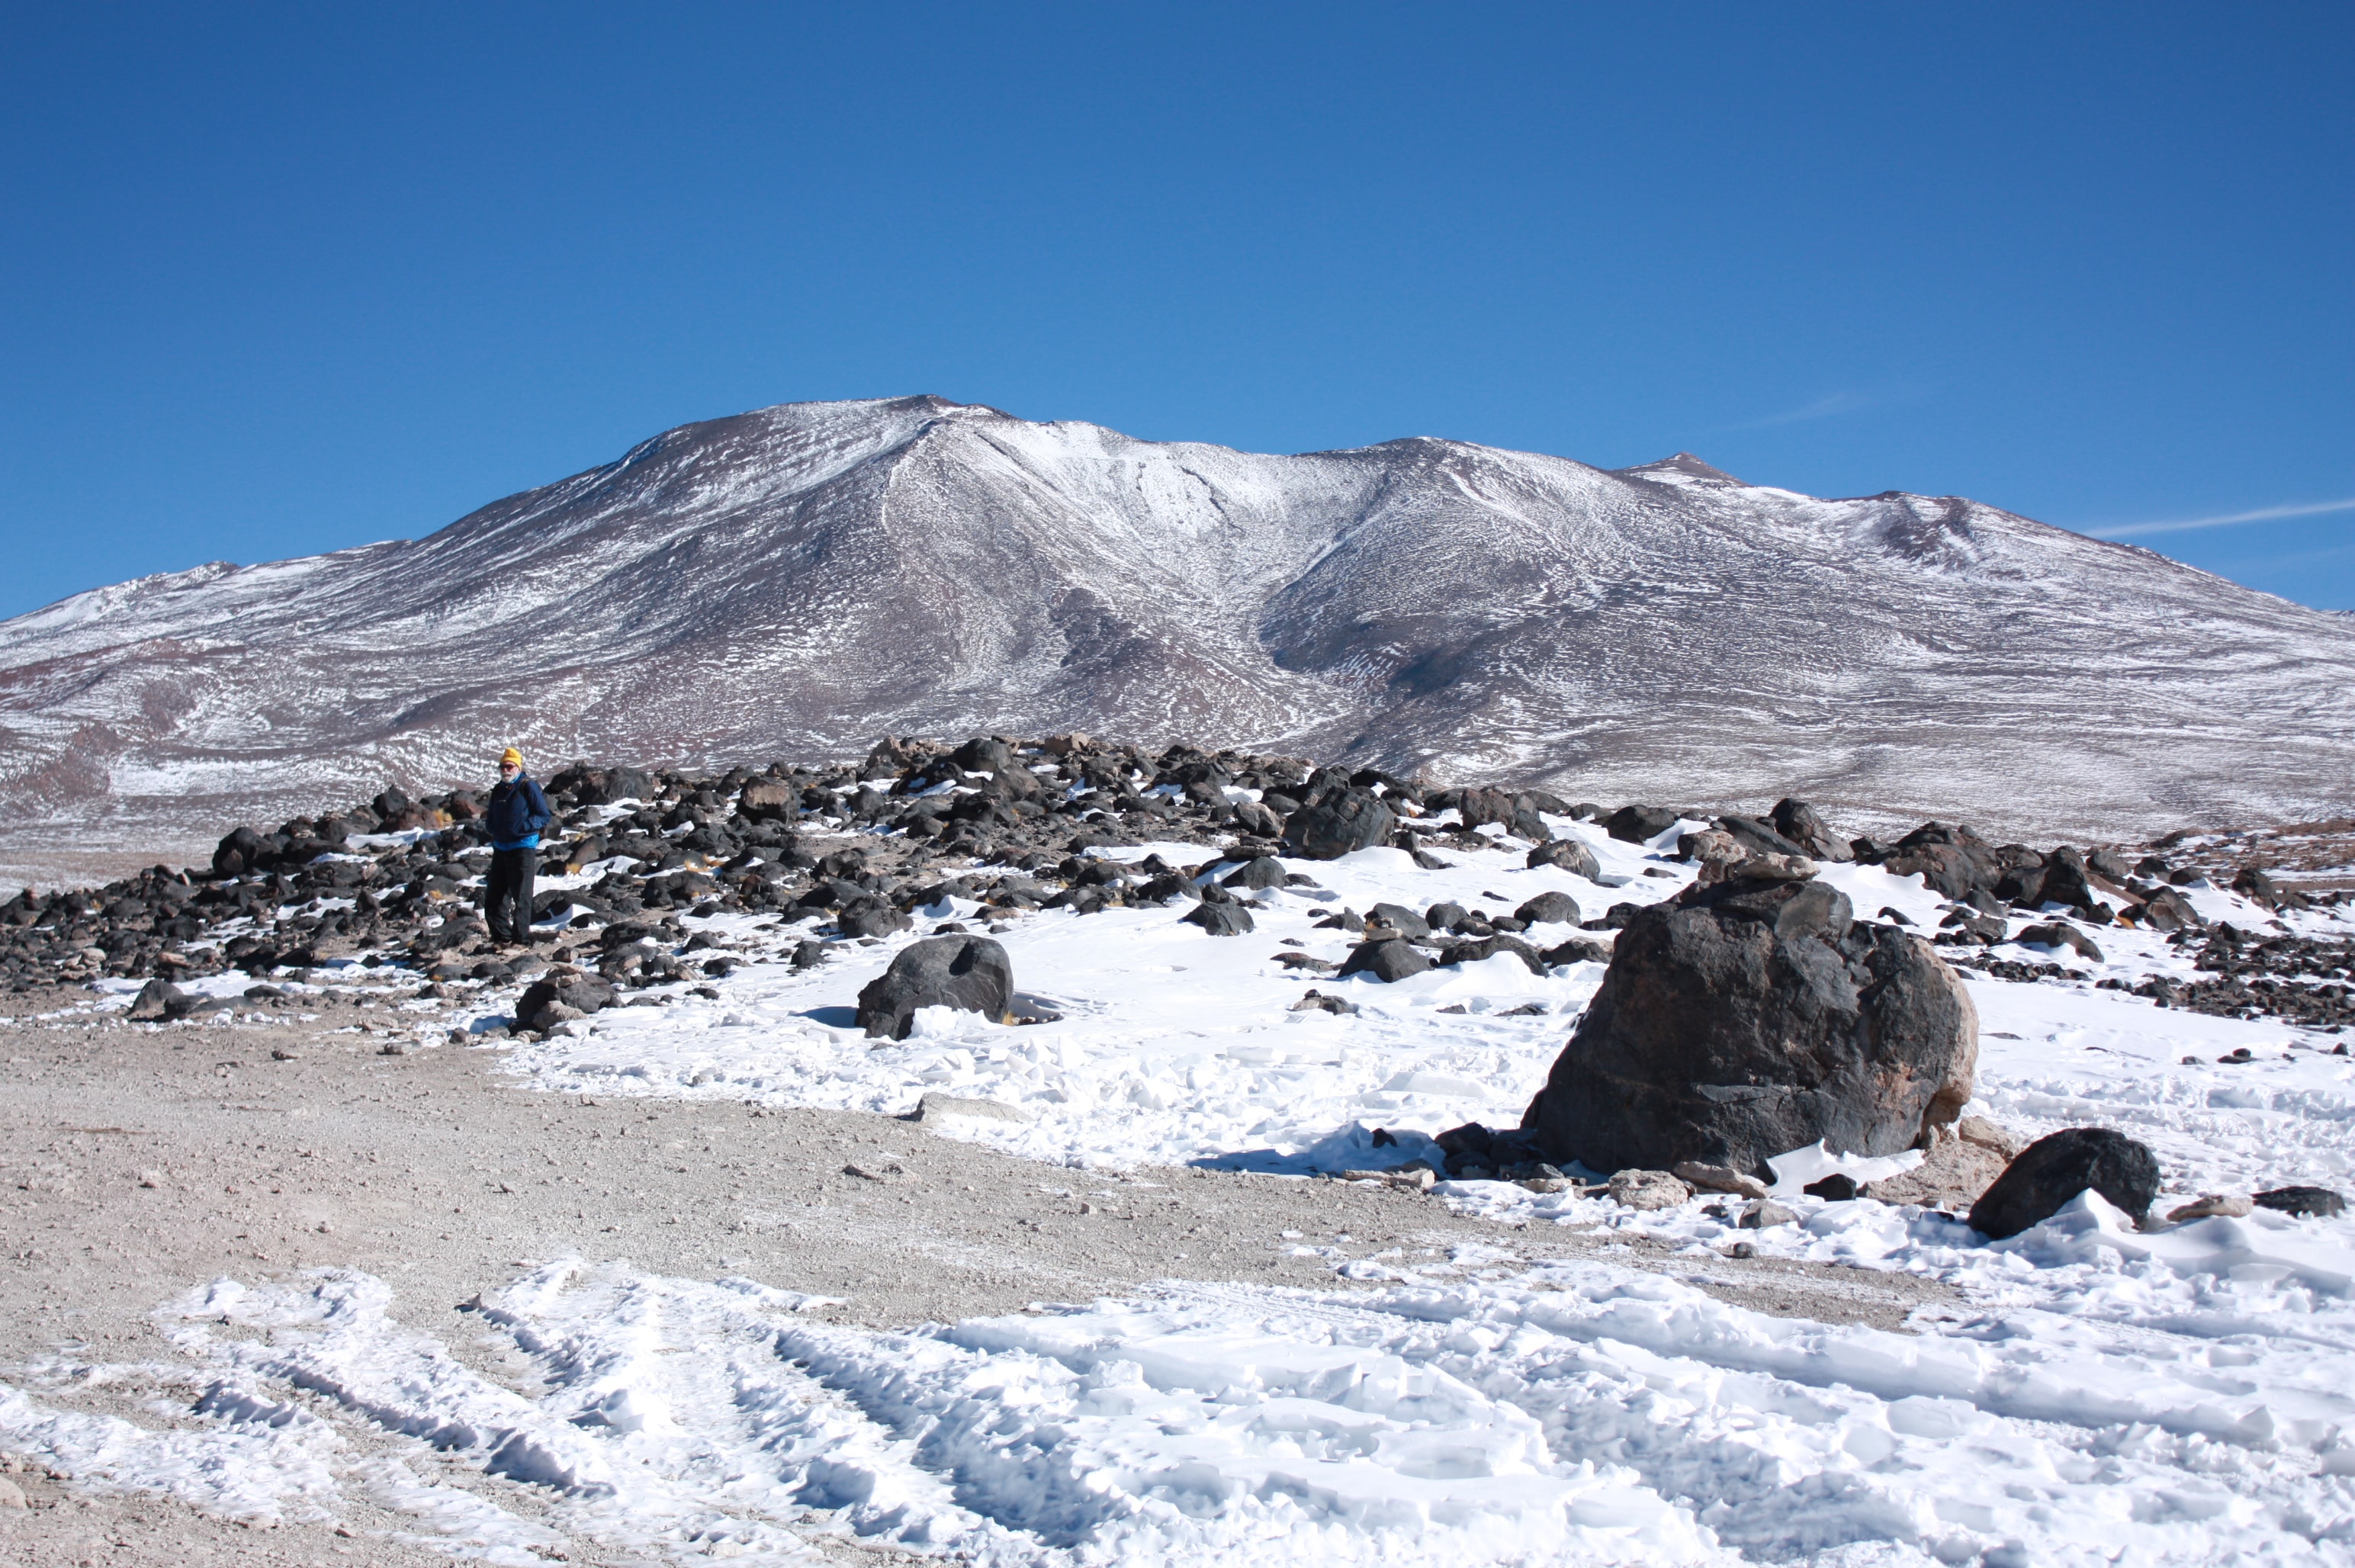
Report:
486,847,538,943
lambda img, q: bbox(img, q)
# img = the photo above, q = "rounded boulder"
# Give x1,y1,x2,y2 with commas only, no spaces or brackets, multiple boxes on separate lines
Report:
855,935,1016,1040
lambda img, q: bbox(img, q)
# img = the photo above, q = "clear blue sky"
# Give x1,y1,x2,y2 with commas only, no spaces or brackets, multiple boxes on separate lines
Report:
3,3,2349,618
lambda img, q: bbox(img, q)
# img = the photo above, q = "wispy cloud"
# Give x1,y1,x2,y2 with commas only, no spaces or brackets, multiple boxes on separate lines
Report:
2092,496,2355,539
1731,390,1873,429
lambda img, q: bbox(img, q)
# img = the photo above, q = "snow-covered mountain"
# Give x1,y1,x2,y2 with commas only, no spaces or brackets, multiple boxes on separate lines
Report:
5,394,2351,885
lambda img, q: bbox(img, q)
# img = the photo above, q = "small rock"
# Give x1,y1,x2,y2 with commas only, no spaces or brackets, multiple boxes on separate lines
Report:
1804,1174,1862,1201
0,1476,22,1508
2016,922,2103,962
1342,1167,1436,1190
516,972,618,1032
1728,1240,1759,1259
127,978,193,1022
2166,1193,2253,1222
1540,935,1611,966
1740,1200,1798,1229
1605,1168,1692,1210
137,1170,162,1188
2253,1185,2347,1219
906,1091,1030,1124
1672,1161,1771,1200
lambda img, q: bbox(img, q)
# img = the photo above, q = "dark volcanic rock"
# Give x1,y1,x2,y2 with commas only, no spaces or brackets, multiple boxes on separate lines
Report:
1515,891,1582,927
1605,805,1682,845
1541,935,1612,966
516,972,618,1031
1968,1127,2161,1239
1770,798,1853,863
2016,922,2102,962
839,898,914,940
1182,902,1256,937
126,978,193,1022
1526,837,1602,880
1221,856,1288,891
1337,938,1433,983
1717,815,1814,860
1282,789,1397,860
1527,875,1978,1178
855,935,1015,1040
1881,824,2000,900
2253,1185,2346,1219
1365,901,1431,940
1437,933,1547,975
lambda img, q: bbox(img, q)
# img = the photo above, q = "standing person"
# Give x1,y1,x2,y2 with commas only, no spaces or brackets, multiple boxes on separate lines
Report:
484,747,554,946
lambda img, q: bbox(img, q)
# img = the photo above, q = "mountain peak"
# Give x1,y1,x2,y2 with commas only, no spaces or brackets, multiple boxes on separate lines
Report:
1613,452,1749,487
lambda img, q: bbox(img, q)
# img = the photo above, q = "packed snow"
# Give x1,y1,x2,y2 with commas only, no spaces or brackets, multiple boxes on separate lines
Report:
14,820,2355,1563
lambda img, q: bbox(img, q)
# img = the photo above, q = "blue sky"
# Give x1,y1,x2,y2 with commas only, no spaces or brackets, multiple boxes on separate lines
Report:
2,3,2349,616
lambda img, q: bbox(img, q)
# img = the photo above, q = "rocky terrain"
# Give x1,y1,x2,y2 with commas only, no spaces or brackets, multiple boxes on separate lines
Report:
5,731,2350,1047
5,396,2354,891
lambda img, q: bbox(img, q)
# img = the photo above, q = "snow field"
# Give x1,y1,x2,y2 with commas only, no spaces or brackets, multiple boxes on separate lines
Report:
10,1215,2355,1565
499,832,1650,1173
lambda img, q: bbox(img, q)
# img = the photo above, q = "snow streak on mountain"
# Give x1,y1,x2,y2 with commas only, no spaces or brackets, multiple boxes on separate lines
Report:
2,395,2350,883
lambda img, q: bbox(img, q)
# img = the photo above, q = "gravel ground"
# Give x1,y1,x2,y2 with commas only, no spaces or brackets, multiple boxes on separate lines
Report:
0,994,1958,1566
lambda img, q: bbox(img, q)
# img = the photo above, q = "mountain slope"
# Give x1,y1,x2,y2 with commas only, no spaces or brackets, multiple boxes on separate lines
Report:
2,394,2350,885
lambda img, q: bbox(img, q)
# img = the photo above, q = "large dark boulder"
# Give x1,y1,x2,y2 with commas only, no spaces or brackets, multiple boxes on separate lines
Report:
1527,837,1602,880
1769,799,1853,863
737,779,796,820
2037,848,2109,919
1282,789,1397,861
1366,901,1431,939
213,826,268,879
1717,815,1814,860
855,935,1016,1039
839,898,914,940
1527,874,1978,1178
1516,891,1582,927
1221,856,1288,891
2133,885,2204,932
1337,938,1433,982
1881,823,2000,900
1182,902,1255,936
1455,787,1517,831
1605,805,1682,845
1968,1127,2161,1239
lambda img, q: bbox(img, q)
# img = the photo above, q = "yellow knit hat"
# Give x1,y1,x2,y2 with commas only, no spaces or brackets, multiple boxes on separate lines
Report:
500,747,523,767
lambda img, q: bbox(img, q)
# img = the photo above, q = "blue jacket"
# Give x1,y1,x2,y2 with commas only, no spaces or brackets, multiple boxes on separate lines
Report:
487,774,554,850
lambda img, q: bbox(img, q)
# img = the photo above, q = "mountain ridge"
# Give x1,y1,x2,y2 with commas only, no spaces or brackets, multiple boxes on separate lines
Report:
2,394,2349,888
